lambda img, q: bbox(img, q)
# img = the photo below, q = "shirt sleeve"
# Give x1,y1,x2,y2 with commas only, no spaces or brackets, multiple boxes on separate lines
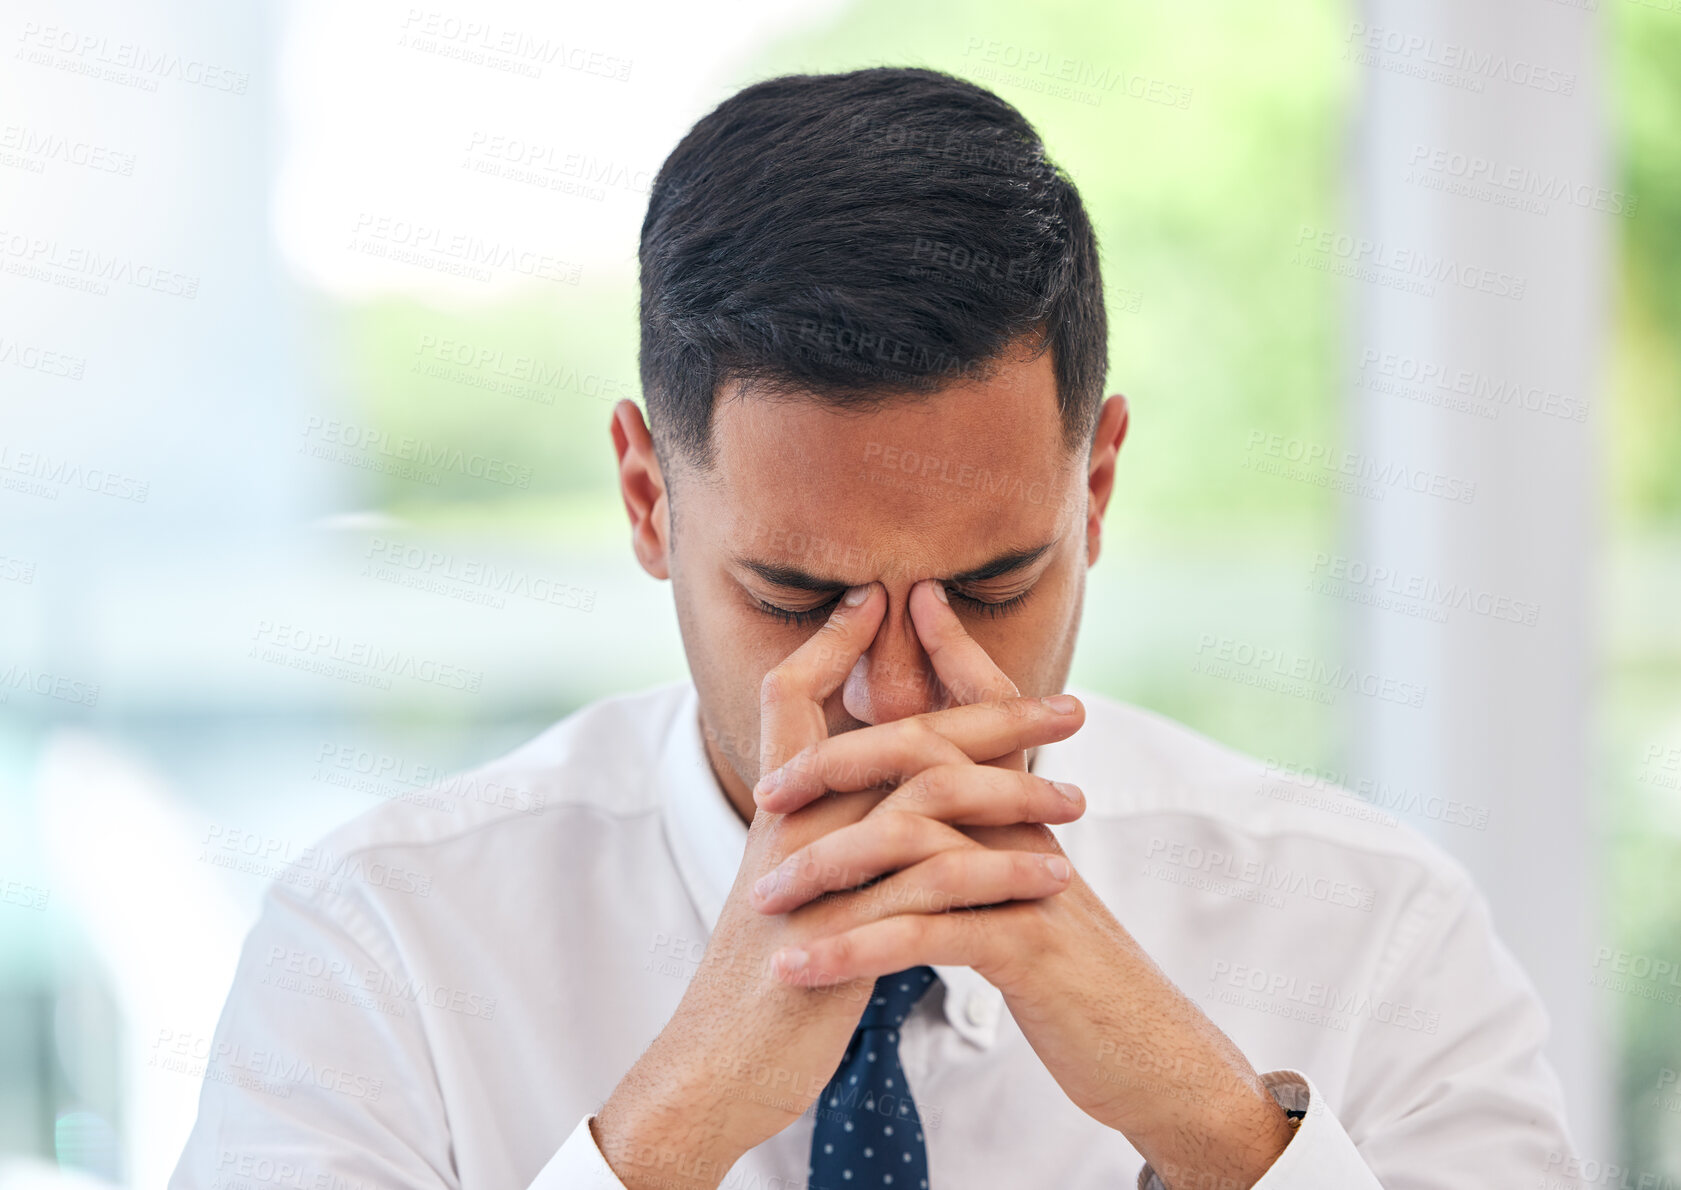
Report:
1136,1070,1380,1190
528,1117,631,1189
1137,875,1580,1190
168,877,613,1190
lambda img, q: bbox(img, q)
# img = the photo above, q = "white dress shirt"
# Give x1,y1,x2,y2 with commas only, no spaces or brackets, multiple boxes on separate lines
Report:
172,680,1578,1189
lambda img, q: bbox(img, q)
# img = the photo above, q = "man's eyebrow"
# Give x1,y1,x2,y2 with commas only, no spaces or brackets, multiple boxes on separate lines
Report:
733,541,1056,592
734,559,849,593
949,541,1055,583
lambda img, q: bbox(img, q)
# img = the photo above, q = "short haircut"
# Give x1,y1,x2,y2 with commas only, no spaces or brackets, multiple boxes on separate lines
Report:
637,66,1108,472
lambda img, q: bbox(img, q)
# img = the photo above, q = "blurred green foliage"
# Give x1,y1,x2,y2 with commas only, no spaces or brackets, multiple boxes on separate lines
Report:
1611,0,1681,526
1606,5,1681,1177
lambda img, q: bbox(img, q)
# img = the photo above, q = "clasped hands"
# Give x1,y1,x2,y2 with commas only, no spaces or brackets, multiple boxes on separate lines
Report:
595,579,1293,1190
746,578,1296,1188
748,577,1084,990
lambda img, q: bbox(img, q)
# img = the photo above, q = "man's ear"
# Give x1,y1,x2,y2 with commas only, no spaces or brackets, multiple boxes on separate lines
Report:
1085,394,1130,568
610,400,672,580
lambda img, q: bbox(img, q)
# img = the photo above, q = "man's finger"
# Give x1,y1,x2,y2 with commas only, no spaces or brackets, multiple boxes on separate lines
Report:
768,905,1040,988
908,578,1039,772
754,694,1084,812
750,810,973,913
758,582,886,776
880,764,1085,828
908,578,1020,708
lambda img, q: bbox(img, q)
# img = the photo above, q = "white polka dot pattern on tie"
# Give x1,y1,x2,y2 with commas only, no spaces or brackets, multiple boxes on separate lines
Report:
806,967,937,1190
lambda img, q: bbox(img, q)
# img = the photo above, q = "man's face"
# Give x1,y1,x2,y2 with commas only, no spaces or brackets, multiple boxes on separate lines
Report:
618,344,1120,810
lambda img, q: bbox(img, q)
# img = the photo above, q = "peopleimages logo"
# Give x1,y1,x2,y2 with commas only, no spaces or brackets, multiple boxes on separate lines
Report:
298,416,533,490
1207,960,1441,1035
16,22,250,93
1244,429,1478,504
0,444,149,502
0,661,100,707
0,227,199,298
0,123,137,176
1194,633,1428,709
1260,757,1491,832
1308,551,1541,627
348,212,583,286
397,10,632,82
1591,947,1681,987
1406,144,1637,218
1293,224,1526,301
960,36,1193,109
412,332,635,406
361,537,595,613
1146,836,1377,911
1342,22,1577,95
249,619,485,694
1356,348,1590,424
0,334,86,380
860,440,1077,515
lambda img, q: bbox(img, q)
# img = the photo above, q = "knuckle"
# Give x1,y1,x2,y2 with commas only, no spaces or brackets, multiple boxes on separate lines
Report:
910,765,952,812
920,847,958,885
1017,776,1040,823
930,850,971,898
899,717,940,755
1014,851,1048,886
876,810,918,852
897,912,931,953
826,931,855,968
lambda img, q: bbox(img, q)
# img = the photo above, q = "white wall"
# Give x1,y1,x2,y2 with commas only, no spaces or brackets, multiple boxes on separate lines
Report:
1347,0,1611,1160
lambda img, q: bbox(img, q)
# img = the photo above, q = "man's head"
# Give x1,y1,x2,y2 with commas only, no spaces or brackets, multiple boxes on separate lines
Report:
611,67,1129,810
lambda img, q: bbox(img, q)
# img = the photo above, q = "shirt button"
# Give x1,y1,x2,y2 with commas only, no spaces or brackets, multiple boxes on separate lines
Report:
964,992,996,1027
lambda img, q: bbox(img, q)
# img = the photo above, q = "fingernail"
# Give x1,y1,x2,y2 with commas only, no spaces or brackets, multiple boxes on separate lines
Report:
1043,855,1071,880
754,767,783,800
1052,781,1082,806
844,585,871,607
774,947,809,977
932,581,949,604
1042,694,1079,714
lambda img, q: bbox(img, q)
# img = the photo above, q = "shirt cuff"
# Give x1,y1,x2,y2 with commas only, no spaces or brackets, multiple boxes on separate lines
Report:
1136,1070,1384,1190
529,1116,631,1190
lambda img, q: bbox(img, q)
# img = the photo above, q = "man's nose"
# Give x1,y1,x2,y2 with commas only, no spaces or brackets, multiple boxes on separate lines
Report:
840,602,939,725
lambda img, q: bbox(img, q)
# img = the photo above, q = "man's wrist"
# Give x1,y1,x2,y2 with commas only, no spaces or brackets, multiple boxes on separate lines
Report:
593,1055,748,1190
1131,1078,1296,1190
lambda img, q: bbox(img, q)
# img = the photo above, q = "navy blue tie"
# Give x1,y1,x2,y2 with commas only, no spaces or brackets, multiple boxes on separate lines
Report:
808,966,937,1190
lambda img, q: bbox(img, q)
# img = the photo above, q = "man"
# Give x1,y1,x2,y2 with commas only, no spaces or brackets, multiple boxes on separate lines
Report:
175,68,1578,1189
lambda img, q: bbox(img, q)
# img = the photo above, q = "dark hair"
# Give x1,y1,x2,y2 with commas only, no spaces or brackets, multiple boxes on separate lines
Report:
637,66,1108,472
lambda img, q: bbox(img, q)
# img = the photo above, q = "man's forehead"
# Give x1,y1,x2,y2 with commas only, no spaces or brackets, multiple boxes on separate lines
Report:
686,350,1081,581
707,349,1067,476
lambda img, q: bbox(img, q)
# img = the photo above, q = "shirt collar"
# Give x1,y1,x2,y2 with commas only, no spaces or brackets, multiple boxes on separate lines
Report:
658,681,1008,1049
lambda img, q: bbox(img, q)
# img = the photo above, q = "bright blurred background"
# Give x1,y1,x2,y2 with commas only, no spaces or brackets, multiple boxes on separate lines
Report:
2,0,1678,1184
